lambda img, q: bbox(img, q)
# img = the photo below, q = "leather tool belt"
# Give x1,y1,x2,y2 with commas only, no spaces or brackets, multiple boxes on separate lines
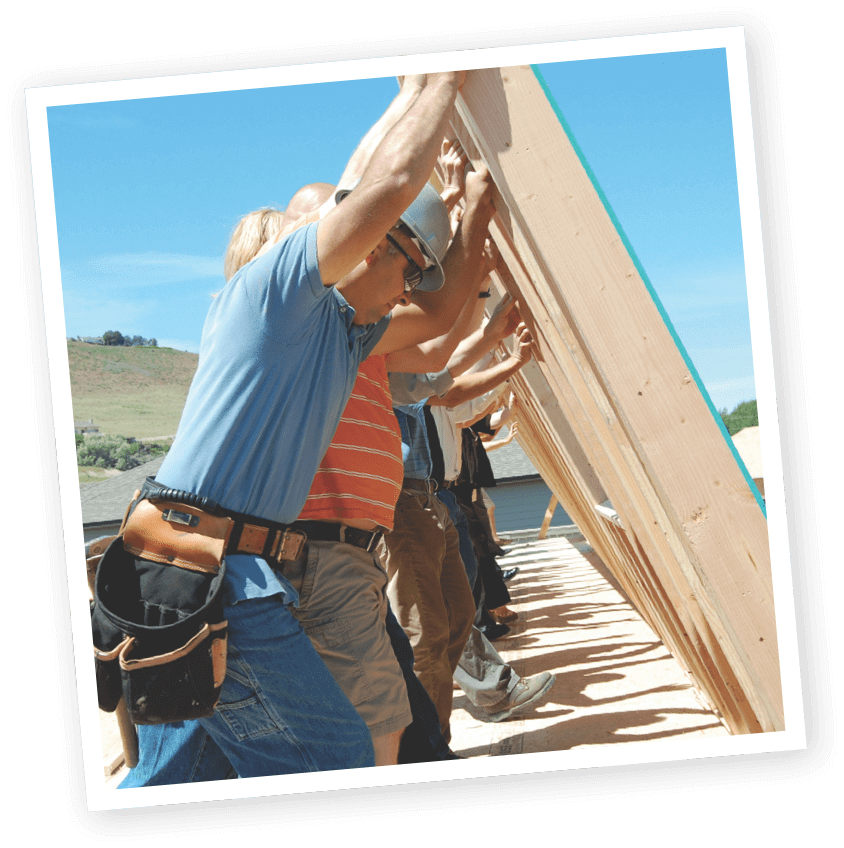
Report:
89,478,307,725
138,476,307,565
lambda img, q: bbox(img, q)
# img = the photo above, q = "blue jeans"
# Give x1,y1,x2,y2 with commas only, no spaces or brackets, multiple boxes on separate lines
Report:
119,722,236,786
385,605,457,763
120,601,450,784
120,592,374,786
436,488,478,588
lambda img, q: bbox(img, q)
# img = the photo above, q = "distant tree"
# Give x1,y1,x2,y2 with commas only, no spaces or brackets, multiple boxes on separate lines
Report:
149,338,158,347
720,399,758,436
103,330,124,346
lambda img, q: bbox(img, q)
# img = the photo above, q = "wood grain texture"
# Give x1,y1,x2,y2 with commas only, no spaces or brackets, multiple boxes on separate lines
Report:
446,66,781,732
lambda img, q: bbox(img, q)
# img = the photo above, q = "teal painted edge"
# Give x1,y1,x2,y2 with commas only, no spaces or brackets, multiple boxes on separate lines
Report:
530,64,766,517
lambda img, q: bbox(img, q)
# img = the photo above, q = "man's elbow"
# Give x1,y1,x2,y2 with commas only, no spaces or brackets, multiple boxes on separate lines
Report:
359,171,416,212
383,171,418,207
436,387,470,407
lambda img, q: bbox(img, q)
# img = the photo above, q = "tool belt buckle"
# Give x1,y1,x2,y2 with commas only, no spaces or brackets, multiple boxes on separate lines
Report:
272,528,307,562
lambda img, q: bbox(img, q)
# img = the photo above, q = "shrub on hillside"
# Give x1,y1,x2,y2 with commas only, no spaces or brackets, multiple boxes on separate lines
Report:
76,434,169,471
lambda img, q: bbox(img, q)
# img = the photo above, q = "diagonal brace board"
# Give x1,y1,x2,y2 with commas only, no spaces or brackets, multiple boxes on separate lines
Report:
448,66,782,733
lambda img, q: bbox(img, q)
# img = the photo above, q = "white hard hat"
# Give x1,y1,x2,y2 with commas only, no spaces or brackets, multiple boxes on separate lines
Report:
335,181,451,291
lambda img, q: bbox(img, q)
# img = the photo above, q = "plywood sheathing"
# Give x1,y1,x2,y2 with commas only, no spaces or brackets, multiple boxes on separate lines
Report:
444,66,782,733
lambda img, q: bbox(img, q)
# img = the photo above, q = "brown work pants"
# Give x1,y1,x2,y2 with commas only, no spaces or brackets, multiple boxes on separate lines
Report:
379,488,475,742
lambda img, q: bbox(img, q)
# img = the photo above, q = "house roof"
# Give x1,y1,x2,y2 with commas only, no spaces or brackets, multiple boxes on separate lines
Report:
487,439,541,483
732,425,763,479
81,455,165,527
80,437,542,529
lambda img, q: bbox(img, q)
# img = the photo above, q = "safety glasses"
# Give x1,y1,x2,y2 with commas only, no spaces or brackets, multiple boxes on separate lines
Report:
385,232,424,293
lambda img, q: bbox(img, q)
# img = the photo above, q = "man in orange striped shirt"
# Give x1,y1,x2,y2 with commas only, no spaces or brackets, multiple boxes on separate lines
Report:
287,295,524,765
284,351,412,766
283,177,512,765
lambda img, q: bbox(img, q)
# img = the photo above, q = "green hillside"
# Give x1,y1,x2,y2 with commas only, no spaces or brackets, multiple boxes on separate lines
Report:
68,340,198,438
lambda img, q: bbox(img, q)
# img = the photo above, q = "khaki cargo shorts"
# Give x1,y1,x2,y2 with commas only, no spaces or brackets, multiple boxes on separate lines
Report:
285,538,412,736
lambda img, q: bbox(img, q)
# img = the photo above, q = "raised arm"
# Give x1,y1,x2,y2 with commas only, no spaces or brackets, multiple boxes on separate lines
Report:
335,75,427,191
316,72,465,287
437,139,469,213
427,322,534,408
371,164,495,355
462,393,518,431
484,421,519,452
488,394,519,431
442,292,520,379
382,237,504,373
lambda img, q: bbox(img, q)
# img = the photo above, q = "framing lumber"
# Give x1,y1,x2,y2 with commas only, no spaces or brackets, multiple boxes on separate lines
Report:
444,66,782,733
538,494,558,540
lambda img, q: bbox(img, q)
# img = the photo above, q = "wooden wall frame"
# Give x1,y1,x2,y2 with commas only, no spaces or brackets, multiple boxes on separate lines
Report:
442,66,781,734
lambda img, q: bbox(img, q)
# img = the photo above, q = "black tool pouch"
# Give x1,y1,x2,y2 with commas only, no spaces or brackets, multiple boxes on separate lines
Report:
90,493,233,725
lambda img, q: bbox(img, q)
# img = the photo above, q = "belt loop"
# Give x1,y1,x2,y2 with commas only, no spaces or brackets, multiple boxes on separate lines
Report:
228,520,243,553
260,527,276,560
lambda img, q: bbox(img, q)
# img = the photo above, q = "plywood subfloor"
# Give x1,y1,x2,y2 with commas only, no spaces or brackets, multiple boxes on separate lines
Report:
449,534,729,756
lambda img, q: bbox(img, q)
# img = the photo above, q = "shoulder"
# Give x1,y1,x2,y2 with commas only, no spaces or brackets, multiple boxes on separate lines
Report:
249,221,325,302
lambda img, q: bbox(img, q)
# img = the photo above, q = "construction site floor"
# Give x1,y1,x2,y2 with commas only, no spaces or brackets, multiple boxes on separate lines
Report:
448,533,728,757
100,532,728,788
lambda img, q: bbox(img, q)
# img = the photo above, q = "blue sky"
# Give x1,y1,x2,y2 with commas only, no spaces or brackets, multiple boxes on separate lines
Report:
47,48,755,413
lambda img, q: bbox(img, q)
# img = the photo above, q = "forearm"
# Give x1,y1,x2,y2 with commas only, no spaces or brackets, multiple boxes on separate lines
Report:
409,179,491,335
316,73,462,286
456,398,499,429
484,427,517,452
489,403,516,430
389,272,487,372
337,78,425,189
430,355,524,408
445,315,505,378
360,75,460,207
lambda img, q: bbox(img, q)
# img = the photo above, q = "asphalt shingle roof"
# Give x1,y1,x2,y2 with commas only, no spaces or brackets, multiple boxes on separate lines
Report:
487,439,540,482
80,438,540,529
80,456,165,527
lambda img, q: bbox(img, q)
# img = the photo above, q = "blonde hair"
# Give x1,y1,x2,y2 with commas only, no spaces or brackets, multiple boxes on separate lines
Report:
223,207,286,281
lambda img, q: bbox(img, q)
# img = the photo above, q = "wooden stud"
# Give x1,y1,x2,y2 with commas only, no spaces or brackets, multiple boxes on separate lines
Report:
440,66,782,733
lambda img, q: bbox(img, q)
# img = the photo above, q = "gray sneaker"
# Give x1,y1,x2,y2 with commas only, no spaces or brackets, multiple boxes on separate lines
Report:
483,672,556,722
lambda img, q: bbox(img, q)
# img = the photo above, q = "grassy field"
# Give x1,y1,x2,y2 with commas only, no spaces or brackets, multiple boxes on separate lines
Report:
77,465,123,485
68,341,198,438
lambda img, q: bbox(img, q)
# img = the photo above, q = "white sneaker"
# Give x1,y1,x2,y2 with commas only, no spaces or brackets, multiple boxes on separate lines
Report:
483,672,556,722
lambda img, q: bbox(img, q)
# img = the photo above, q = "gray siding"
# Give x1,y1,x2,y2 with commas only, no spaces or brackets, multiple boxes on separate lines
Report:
483,437,575,532
484,479,573,534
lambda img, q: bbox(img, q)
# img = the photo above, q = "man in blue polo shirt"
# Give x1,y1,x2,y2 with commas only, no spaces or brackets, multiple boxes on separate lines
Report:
115,70,501,783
